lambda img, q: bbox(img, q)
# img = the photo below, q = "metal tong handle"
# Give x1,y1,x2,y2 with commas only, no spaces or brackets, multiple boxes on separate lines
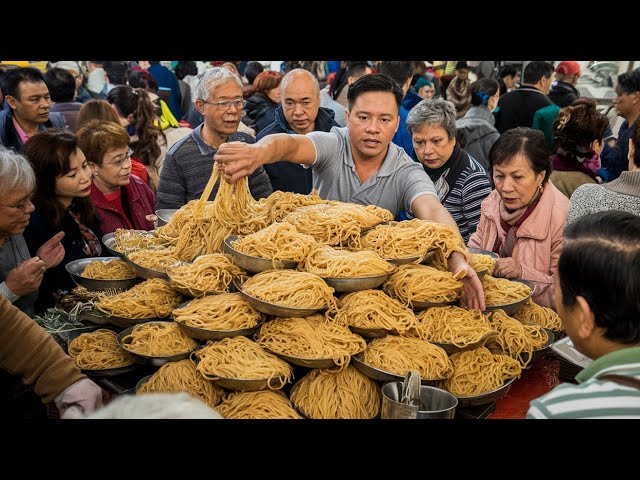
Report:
401,370,421,407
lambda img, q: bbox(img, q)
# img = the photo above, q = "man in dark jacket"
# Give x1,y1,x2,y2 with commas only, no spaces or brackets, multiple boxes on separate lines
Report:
494,61,555,133
258,69,339,194
548,61,581,108
0,67,66,153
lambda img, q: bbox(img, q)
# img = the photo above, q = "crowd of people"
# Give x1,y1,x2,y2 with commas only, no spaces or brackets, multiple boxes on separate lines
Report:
0,59,638,419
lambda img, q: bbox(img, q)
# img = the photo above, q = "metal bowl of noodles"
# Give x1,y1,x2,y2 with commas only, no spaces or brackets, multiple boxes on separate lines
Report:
519,328,555,367
116,321,197,367
384,255,421,267
261,347,340,370
322,274,389,293
432,331,498,356
122,252,171,281
348,325,395,339
155,209,178,227
65,326,139,377
223,235,298,273
350,353,445,387
483,278,535,316
101,230,153,258
454,376,517,408
66,257,142,292
234,279,325,318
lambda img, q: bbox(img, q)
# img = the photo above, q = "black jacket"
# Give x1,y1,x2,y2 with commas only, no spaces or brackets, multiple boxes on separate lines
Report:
548,81,580,108
243,93,279,134
258,105,338,194
494,86,554,134
0,108,67,153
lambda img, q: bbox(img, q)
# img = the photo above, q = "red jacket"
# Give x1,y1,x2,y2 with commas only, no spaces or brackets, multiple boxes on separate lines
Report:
90,175,156,234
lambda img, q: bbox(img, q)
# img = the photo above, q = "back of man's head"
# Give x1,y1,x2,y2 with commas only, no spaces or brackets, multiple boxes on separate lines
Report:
44,67,76,103
560,210,640,346
2,66,46,101
347,73,403,112
522,61,554,86
377,61,414,93
555,61,581,84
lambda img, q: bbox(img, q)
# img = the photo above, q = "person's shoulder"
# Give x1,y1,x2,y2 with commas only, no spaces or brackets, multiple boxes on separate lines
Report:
257,121,285,139
233,131,256,144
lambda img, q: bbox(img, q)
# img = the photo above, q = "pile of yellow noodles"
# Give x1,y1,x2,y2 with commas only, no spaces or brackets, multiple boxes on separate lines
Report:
383,264,463,306
363,336,454,380
192,336,292,389
514,299,564,333
443,346,522,397
482,275,532,306
413,306,497,347
231,222,317,264
488,309,549,368
252,189,328,224
121,321,199,357
282,201,392,247
241,270,337,312
290,366,380,419
172,293,262,331
137,359,225,408
166,253,246,297
81,259,136,280
68,329,134,370
113,228,166,253
301,244,395,278
254,314,366,367
468,253,497,274
360,219,466,262
96,278,183,319
127,249,181,273
334,289,418,336
217,390,302,419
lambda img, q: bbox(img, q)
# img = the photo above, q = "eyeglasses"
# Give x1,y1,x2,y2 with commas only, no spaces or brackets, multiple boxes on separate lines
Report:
103,149,133,169
202,98,244,110
0,195,34,211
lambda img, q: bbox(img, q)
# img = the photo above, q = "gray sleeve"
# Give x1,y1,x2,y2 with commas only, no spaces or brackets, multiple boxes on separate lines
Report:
155,149,186,210
248,166,274,199
307,129,343,174
566,186,595,225
400,161,438,212
0,282,19,303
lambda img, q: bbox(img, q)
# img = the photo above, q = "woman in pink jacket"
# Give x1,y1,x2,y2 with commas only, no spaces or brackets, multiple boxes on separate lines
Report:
468,128,570,309
76,120,157,234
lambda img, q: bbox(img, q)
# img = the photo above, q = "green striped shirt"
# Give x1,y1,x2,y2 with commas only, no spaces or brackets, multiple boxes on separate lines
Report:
527,347,640,419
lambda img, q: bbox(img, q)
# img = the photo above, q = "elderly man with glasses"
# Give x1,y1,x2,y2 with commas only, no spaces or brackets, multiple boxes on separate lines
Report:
155,67,273,210
0,147,65,317
76,120,157,234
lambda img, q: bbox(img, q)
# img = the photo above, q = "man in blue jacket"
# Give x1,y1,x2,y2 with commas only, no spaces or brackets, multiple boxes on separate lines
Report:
258,68,339,194
0,67,66,153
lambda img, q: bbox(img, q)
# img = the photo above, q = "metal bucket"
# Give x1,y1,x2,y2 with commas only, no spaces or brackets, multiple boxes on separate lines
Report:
381,382,458,419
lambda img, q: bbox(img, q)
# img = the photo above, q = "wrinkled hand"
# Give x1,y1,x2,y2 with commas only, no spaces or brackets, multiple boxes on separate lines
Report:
36,231,65,269
493,257,522,279
214,141,262,184
5,257,46,296
448,251,486,311
56,378,104,419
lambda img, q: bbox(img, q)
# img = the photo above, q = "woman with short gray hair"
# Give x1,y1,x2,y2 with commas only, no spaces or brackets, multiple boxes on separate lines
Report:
405,98,492,243
0,148,65,317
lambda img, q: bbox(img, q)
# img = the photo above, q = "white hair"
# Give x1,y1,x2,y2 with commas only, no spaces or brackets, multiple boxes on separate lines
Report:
83,392,224,419
194,67,243,102
0,146,36,195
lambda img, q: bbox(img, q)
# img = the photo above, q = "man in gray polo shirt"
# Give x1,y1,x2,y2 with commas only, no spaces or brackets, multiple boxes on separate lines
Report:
215,73,485,310
156,67,272,210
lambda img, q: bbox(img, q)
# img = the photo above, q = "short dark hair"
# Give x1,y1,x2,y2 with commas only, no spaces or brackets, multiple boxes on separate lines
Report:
243,61,264,85
522,61,554,85
489,127,552,184
174,61,197,80
346,73,403,112
617,67,640,95
560,210,640,344
498,64,518,79
3,66,46,99
455,61,470,71
44,67,76,102
377,61,414,88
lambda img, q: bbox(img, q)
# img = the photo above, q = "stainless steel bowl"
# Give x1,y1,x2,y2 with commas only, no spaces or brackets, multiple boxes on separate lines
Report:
223,235,298,273
348,325,394,339
135,374,152,393
350,354,445,386
102,233,124,258
263,349,339,370
65,257,142,291
520,328,555,367
234,279,325,318
410,298,458,311
323,274,388,293
484,278,535,316
155,209,178,227
468,247,499,259
384,255,421,266
116,321,196,367
108,315,167,329
432,331,498,355
122,252,170,280
212,375,288,392
454,376,517,408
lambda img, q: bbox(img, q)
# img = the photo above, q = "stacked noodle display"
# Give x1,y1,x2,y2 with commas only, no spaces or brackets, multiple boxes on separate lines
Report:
231,222,317,264
68,329,134,369
413,306,496,346
217,391,302,419
96,278,183,318
173,293,262,331
383,264,463,306
482,275,532,306
167,253,246,297
81,259,136,279
513,299,564,333
301,244,395,278
488,309,549,368
121,322,199,357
